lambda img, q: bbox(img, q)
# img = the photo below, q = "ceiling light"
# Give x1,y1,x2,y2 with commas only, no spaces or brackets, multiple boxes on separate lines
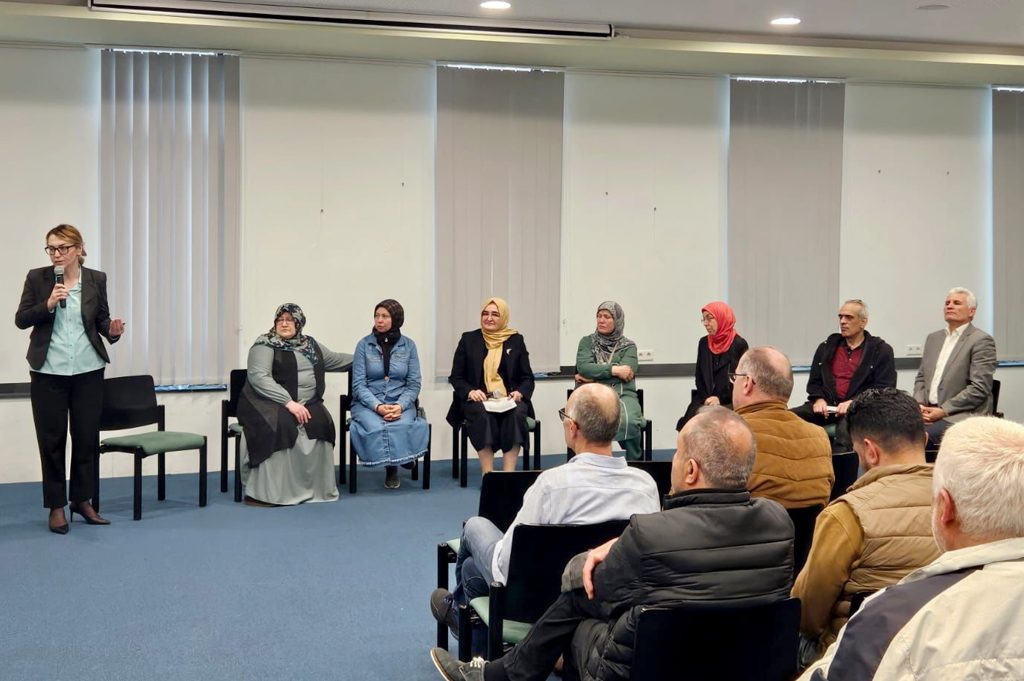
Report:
481,1,511,9
770,16,801,26
916,4,950,9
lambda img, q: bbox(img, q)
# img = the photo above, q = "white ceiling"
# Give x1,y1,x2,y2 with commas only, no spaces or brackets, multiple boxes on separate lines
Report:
235,0,1024,47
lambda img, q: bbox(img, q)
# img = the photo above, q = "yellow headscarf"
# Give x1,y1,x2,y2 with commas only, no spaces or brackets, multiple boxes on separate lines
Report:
481,297,517,397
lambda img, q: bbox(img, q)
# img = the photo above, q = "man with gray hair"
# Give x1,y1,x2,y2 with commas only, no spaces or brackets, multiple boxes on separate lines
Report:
800,416,1024,680
914,287,997,447
733,346,834,509
792,299,897,451
431,383,660,639
430,406,794,681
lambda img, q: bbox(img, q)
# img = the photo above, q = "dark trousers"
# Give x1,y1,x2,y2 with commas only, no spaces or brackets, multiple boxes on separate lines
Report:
30,369,105,508
489,589,608,681
791,402,851,451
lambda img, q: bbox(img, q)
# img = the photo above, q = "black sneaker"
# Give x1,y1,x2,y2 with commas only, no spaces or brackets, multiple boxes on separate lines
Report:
430,647,486,681
430,588,459,639
385,466,400,489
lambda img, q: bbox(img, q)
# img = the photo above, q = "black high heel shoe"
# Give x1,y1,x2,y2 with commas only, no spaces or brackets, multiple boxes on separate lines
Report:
48,509,69,535
68,502,111,526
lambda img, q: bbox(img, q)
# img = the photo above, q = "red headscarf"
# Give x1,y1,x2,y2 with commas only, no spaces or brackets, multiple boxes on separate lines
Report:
702,301,738,355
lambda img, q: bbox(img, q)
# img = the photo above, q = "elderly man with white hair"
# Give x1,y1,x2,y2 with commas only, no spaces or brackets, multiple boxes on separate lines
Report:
799,416,1024,680
913,287,997,447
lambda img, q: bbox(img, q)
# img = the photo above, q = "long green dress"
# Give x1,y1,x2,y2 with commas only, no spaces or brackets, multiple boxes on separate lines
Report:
575,335,645,460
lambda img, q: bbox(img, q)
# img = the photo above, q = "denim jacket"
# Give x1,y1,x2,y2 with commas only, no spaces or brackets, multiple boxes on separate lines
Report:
351,333,422,413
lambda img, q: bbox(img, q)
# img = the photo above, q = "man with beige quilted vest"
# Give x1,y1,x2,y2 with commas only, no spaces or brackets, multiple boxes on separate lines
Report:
792,388,940,665
733,346,834,509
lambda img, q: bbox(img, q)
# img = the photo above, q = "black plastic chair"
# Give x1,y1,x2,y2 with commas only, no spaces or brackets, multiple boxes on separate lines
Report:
566,387,652,461
218,369,246,502
459,519,629,661
630,598,801,681
787,504,824,577
436,470,542,650
992,378,1003,418
340,372,430,494
95,375,207,521
453,410,541,488
830,451,859,501
627,460,671,501
848,590,875,617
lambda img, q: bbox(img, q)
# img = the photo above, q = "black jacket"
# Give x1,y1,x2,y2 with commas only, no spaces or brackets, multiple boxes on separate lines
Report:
693,334,749,406
805,331,896,405
446,329,535,427
581,489,794,681
15,266,119,370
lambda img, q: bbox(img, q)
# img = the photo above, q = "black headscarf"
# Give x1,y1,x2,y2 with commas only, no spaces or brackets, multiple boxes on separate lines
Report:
372,299,404,377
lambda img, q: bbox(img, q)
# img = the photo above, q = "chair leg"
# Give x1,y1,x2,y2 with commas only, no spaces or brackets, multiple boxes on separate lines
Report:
423,425,432,491
644,419,653,461
534,421,542,470
522,434,530,472
133,452,143,521
412,459,419,481
158,452,166,501
234,435,243,503
452,425,460,479
458,604,473,662
460,428,468,488
349,443,357,495
436,543,450,650
488,590,505,662
199,440,208,507
220,409,228,494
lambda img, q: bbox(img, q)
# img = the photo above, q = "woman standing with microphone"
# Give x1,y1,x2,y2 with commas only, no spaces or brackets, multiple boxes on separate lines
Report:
15,224,125,534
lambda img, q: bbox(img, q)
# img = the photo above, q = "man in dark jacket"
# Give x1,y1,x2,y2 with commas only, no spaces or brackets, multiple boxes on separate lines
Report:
429,406,795,681
792,299,896,450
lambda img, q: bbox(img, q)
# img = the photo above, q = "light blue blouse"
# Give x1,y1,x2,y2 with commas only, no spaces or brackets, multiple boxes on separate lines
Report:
35,280,105,376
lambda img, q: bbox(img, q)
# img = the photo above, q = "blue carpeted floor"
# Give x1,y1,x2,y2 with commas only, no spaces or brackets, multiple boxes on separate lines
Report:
0,451,673,680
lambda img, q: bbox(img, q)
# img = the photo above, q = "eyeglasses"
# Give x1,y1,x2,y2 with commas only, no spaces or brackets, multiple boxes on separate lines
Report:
481,311,501,318
701,315,715,324
275,318,296,325
558,408,574,423
44,245,75,256
728,372,751,385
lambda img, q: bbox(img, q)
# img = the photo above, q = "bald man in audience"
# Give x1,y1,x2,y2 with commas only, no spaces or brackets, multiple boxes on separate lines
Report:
792,388,940,665
429,406,794,681
800,416,1024,680
733,346,834,509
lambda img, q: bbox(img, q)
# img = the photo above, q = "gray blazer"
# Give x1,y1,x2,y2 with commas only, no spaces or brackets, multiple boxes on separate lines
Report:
913,323,997,422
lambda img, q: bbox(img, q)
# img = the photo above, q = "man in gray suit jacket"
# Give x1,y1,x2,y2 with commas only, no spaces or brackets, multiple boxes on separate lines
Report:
913,287,997,446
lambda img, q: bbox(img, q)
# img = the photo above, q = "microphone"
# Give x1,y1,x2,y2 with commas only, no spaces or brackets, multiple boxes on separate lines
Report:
54,266,66,309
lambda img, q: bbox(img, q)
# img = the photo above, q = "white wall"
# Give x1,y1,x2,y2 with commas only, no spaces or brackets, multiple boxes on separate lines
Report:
839,83,993,354
1,50,1020,486
561,73,729,367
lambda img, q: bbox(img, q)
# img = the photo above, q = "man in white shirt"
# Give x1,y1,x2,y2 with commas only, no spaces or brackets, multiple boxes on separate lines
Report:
913,287,997,447
431,383,660,638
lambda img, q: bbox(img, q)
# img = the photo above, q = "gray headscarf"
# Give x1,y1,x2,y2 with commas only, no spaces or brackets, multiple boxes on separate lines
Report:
590,301,636,364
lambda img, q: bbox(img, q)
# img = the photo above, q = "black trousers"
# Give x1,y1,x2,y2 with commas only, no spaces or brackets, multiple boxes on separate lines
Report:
490,588,608,681
461,400,529,454
30,369,105,508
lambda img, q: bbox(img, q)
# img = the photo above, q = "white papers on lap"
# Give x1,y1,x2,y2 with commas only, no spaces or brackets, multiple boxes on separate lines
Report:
483,397,516,413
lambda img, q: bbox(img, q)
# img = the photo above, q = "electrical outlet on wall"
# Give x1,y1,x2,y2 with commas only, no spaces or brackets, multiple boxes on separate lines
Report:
638,349,654,362
906,344,923,357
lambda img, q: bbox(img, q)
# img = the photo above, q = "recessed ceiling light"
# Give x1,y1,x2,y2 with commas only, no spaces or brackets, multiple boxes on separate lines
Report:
480,1,511,9
916,4,950,10
770,16,802,26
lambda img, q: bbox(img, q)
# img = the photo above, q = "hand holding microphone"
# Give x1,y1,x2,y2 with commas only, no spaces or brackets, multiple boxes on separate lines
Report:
48,266,68,311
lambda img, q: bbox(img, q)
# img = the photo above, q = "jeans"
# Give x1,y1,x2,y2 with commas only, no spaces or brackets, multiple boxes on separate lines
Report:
454,516,504,606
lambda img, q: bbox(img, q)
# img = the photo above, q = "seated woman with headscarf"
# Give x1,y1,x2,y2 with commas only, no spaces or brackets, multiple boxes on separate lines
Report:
446,297,534,476
350,299,429,490
676,301,749,431
237,303,352,506
574,301,644,461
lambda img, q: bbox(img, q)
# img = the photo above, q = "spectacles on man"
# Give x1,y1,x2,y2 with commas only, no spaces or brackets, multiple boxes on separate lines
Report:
728,372,752,385
44,245,75,256
558,408,574,423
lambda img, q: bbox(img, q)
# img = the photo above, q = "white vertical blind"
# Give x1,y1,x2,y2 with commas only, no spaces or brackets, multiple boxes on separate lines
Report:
435,66,564,374
728,80,845,364
100,50,240,384
993,89,1024,361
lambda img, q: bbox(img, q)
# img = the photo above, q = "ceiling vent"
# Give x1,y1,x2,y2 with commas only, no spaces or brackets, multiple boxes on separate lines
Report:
87,0,615,39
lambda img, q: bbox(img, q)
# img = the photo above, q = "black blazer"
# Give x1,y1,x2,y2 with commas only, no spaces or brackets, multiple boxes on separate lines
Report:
15,266,120,370
446,329,535,426
693,334,749,407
